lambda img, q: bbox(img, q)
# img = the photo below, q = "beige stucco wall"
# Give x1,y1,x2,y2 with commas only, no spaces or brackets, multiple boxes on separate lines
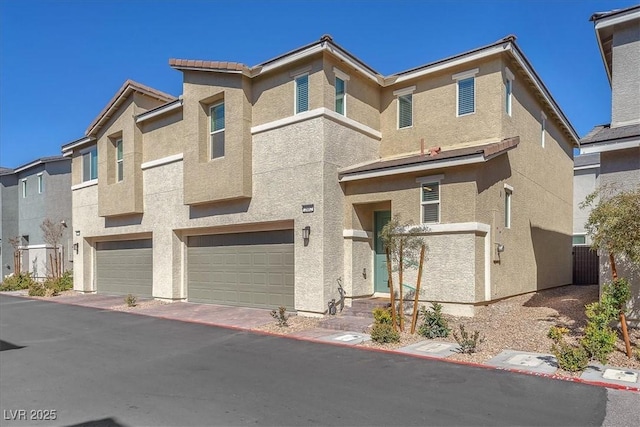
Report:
141,111,184,163
379,57,504,158
181,71,252,205
72,115,379,314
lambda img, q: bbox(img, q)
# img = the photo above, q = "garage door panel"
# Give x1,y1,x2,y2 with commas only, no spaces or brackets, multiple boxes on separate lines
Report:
96,240,152,297
187,230,294,309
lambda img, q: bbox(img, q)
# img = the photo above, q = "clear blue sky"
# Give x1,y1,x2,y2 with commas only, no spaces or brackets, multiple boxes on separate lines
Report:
0,0,635,168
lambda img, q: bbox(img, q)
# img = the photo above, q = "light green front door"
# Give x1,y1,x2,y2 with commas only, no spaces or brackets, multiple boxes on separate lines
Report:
374,210,391,293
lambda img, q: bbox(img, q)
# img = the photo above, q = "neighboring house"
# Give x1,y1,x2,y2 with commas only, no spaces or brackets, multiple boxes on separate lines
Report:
573,153,600,246
62,34,578,316
581,5,640,321
0,157,73,279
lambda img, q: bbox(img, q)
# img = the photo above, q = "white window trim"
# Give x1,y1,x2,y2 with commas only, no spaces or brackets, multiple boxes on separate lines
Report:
21,178,27,198
115,139,123,182
37,172,43,194
541,111,547,148
294,73,309,115
505,67,515,117
504,184,513,229
334,68,349,117
417,174,443,224
394,86,415,130
453,68,479,117
210,102,225,160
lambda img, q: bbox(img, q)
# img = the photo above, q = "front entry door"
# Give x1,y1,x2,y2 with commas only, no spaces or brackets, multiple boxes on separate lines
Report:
374,210,391,293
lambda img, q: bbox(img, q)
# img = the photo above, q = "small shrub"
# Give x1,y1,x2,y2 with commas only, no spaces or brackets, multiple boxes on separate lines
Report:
125,294,137,307
270,306,289,327
0,272,36,291
370,323,400,343
603,278,631,312
635,347,640,362
28,282,46,297
552,341,589,372
453,324,484,354
582,322,617,365
417,302,450,339
370,307,400,343
547,326,569,342
372,307,393,325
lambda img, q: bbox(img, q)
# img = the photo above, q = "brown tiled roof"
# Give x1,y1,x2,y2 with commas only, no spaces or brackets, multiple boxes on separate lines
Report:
580,123,640,145
86,79,176,136
169,58,248,72
339,137,519,177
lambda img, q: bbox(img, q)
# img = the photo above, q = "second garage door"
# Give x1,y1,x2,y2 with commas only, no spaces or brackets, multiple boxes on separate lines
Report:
96,239,153,297
187,230,294,309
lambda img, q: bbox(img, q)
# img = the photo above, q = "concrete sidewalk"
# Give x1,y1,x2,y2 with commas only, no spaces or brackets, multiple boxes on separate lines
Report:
4,291,639,392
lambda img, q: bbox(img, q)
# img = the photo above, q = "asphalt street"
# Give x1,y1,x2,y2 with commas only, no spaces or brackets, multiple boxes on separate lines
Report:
0,295,635,426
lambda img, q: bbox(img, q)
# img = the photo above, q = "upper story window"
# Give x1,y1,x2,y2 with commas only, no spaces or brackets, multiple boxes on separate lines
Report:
37,173,43,194
394,86,415,129
115,139,123,182
334,68,350,116
82,146,98,182
295,74,309,114
417,174,443,224
540,111,547,148
505,67,515,117
210,102,225,159
21,179,27,198
504,184,513,229
453,68,479,116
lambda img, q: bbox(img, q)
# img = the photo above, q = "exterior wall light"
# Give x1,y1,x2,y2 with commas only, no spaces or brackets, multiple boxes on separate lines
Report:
75,230,81,236
73,243,79,254
302,226,311,243
496,244,505,253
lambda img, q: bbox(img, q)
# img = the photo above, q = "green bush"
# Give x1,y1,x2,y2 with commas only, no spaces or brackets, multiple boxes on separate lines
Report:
270,306,289,327
370,323,400,343
603,278,631,312
453,324,484,354
372,307,393,325
552,341,589,372
0,272,36,291
581,300,618,364
547,326,569,342
417,302,450,339
28,281,47,297
125,294,137,308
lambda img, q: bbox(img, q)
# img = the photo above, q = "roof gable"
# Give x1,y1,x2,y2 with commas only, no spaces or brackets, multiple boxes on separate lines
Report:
85,79,176,137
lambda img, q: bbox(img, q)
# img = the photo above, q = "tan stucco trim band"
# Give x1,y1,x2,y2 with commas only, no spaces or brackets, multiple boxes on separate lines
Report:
421,222,490,234
141,154,184,170
71,179,98,191
251,107,382,140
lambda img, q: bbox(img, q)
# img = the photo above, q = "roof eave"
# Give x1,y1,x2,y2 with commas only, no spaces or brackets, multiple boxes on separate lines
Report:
61,136,97,156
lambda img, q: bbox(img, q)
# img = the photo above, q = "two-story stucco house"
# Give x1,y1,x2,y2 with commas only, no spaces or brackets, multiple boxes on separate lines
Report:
62,35,578,316
0,156,72,279
581,5,640,321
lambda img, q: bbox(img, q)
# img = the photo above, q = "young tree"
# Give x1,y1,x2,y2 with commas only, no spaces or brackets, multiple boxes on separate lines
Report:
379,215,428,332
581,185,640,358
40,218,66,279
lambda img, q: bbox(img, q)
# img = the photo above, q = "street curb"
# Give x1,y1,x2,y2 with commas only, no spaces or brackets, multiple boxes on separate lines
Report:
4,292,639,393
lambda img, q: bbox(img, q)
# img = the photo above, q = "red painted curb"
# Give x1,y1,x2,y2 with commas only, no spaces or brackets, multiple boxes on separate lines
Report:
5,293,639,393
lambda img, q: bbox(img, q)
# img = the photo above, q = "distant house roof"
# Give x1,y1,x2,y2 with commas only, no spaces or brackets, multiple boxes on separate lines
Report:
580,123,640,154
0,167,14,176
339,137,519,182
85,79,176,137
581,123,640,145
590,4,640,85
12,156,69,174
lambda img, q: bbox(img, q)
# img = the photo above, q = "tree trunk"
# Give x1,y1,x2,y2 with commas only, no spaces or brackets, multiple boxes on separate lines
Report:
398,240,404,332
410,244,426,334
620,312,632,358
609,252,617,280
385,247,397,331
